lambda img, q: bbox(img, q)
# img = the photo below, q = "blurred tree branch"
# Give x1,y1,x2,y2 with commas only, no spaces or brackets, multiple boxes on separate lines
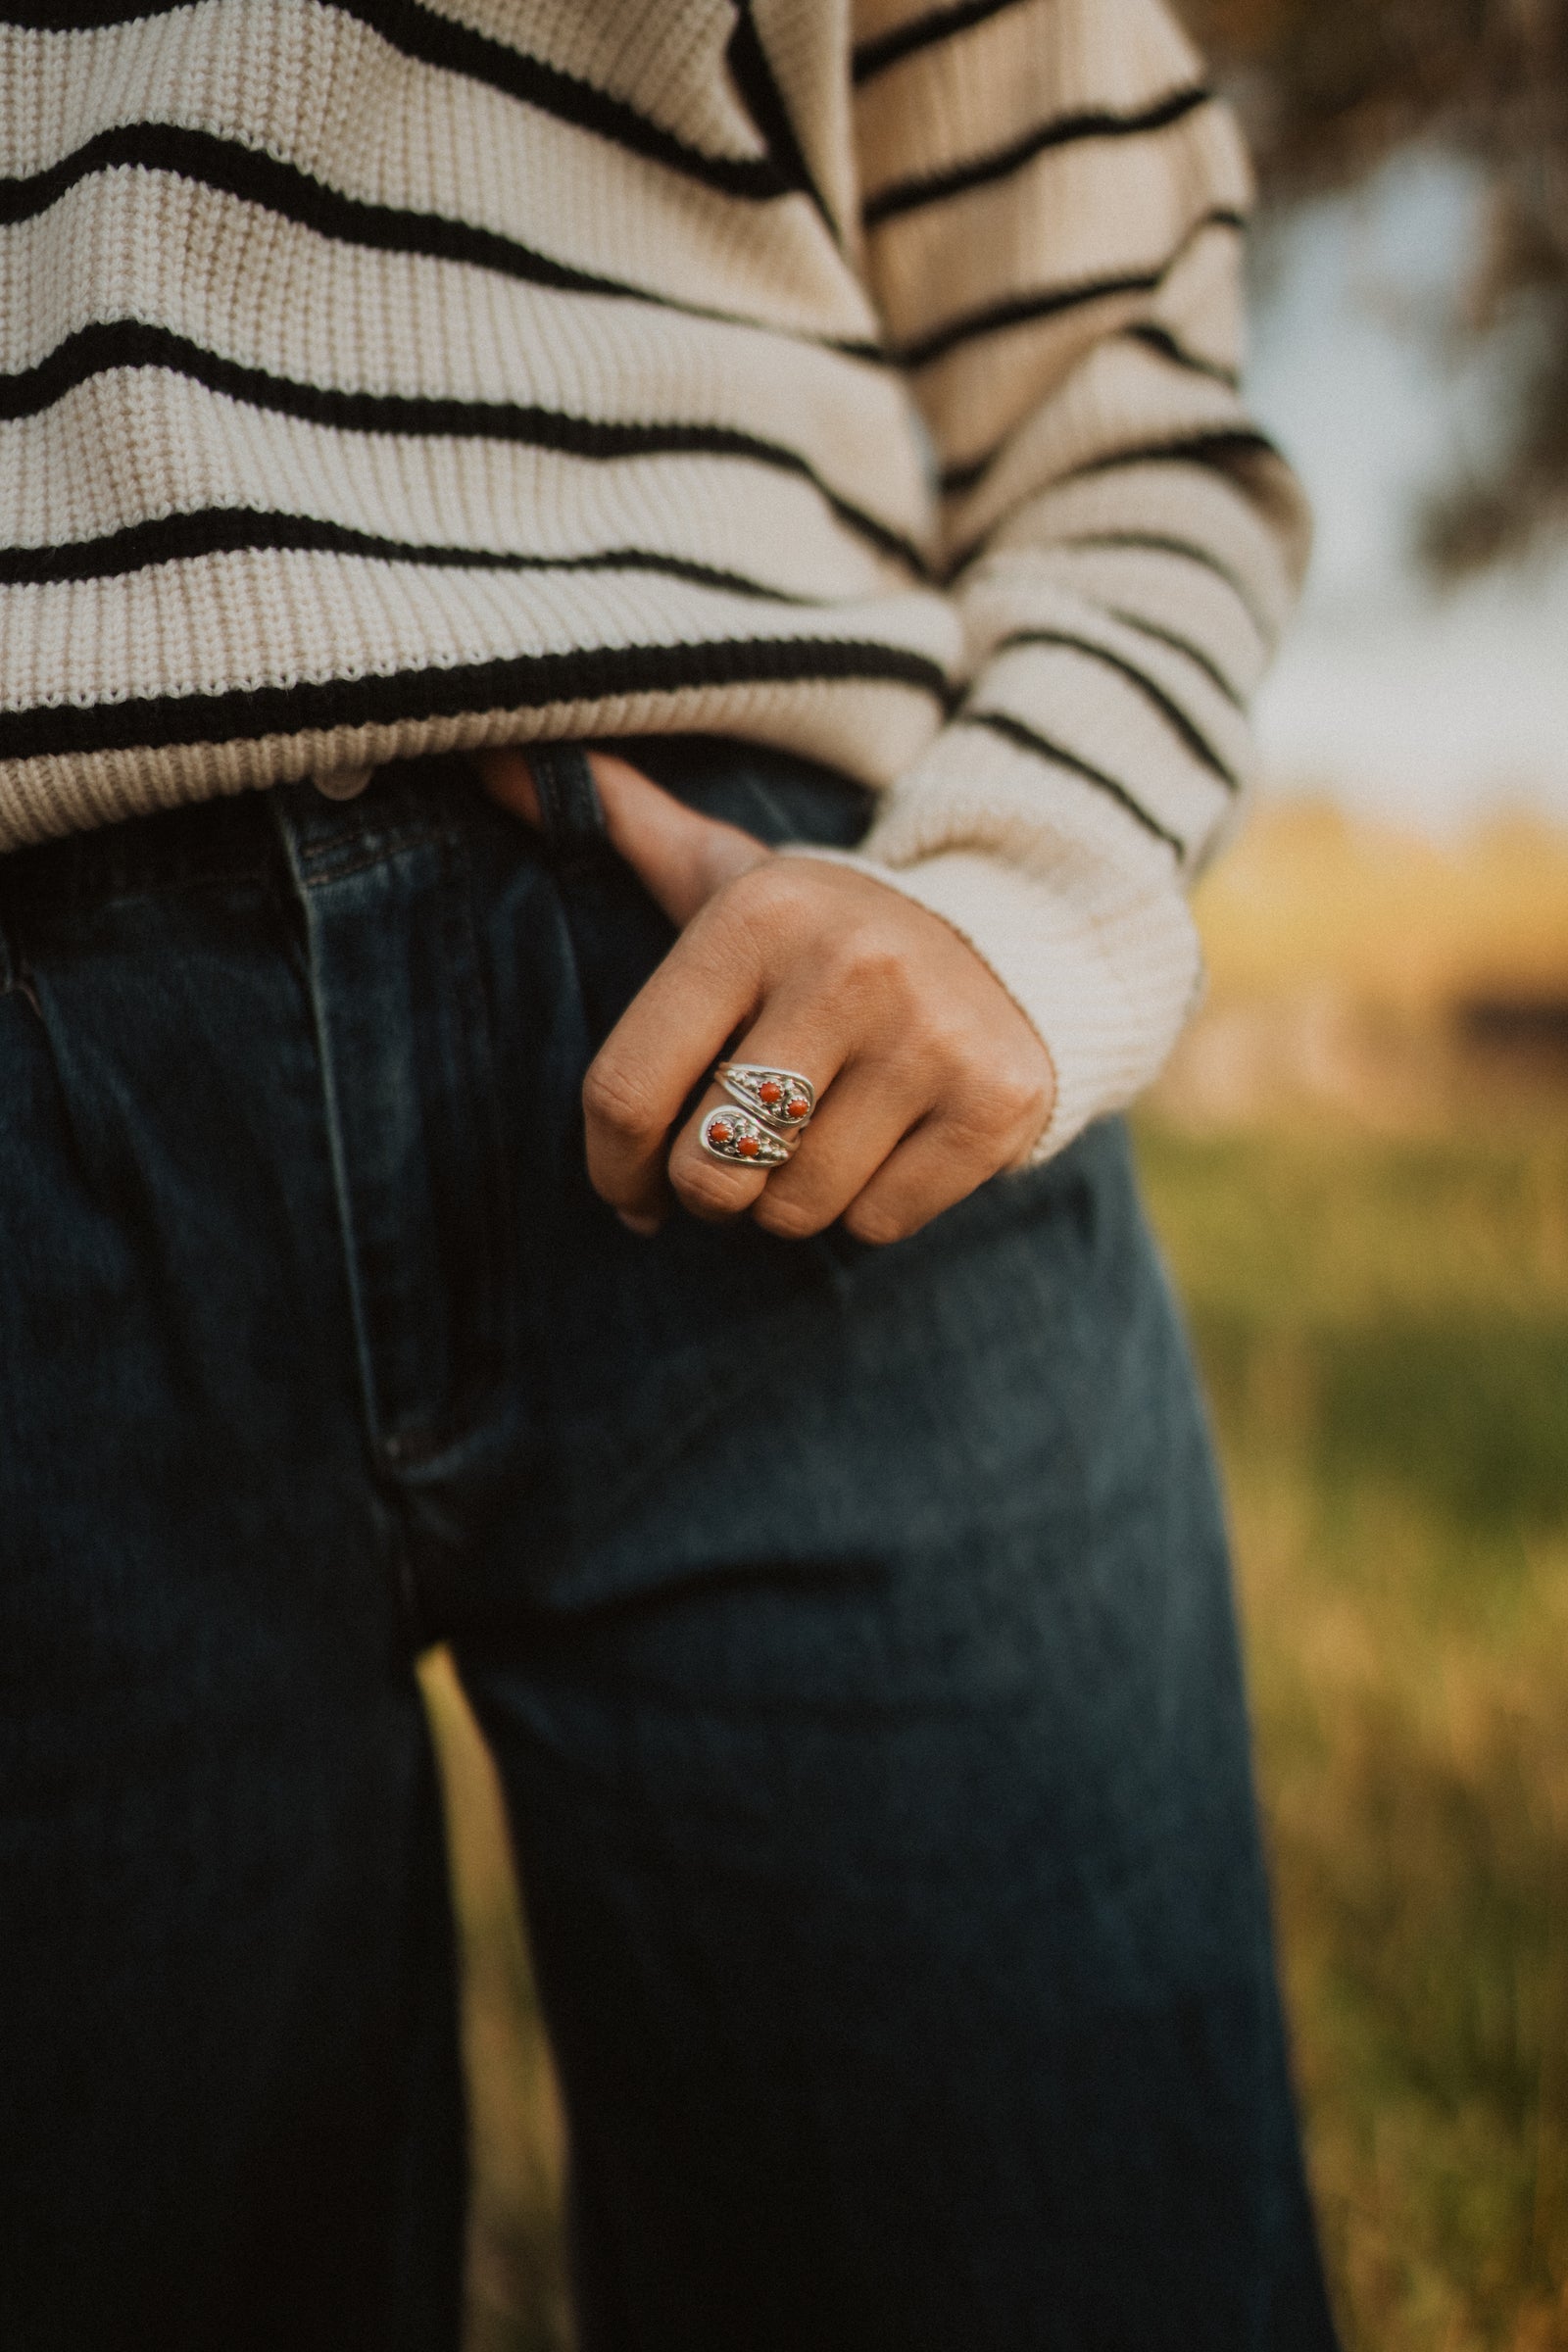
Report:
1177,0,1568,574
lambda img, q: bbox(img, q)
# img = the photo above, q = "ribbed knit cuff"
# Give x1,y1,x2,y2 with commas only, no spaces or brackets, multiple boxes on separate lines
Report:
779,842,1202,1161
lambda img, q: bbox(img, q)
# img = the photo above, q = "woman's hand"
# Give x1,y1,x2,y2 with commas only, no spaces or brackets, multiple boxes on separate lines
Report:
477,748,1055,1245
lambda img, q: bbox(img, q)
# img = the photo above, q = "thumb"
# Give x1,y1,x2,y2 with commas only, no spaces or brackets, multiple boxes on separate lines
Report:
590,752,771,928
476,747,769,929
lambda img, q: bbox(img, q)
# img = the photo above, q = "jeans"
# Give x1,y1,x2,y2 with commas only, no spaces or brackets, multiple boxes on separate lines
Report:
0,740,1339,2351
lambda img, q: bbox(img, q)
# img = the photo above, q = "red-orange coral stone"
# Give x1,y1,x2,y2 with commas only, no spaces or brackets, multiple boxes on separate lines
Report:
710,1119,733,1146
759,1080,783,1105
786,1096,810,1121
737,1134,761,1159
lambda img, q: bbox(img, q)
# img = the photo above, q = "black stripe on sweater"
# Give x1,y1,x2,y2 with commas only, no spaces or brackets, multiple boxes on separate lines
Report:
897,206,1246,372
945,430,1279,571
0,507,838,600
1122,320,1242,390
938,346,1255,501
0,1,790,204
726,4,839,239
852,0,1032,86
1052,426,1280,492
1045,533,1270,642
0,321,927,575
994,627,1240,787
863,82,1213,227
1106,609,1246,710
0,635,951,764
960,710,1186,853
0,122,882,359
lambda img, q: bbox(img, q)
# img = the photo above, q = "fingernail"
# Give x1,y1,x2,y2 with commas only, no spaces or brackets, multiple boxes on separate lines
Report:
616,1209,660,1239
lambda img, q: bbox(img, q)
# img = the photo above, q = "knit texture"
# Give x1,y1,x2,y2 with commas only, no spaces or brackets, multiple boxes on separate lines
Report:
0,0,1308,1153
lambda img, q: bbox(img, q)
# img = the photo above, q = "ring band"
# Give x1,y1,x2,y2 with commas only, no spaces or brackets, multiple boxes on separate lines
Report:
701,1107,797,1167
713,1062,816,1134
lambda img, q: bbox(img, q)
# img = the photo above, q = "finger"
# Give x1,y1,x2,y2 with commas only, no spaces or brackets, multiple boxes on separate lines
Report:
588,753,769,927
662,1004,858,1226
837,1110,1019,1249
475,746,541,824
662,1078,776,1222
475,747,769,929
581,890,772,1219
660,927,888,1223
727,1062,929,1239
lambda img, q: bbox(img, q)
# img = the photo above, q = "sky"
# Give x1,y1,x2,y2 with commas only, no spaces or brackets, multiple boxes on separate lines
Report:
1245,152,1568,835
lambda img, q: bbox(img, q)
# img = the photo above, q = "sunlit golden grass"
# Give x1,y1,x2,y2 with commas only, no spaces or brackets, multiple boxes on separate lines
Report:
1140,1120,1568,2351
1150,803,1568,2348
420,1652,571,2352
1194,800,1568,1013
421,803,1568,2351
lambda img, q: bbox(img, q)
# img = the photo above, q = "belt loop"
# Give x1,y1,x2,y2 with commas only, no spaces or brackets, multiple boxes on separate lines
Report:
528,742,608,860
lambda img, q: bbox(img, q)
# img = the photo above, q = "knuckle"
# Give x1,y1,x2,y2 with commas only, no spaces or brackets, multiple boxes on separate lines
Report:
958,1059,1051,1141
734,855,803,911
841,1197,910,1249
1002,1061,1054,1133
581,1054,659,1139
917,1019,974,1087
938,1108,1011,1163
835,930,914,998
670,1157,750,1221
750,1186,821,1241
718,858,808,940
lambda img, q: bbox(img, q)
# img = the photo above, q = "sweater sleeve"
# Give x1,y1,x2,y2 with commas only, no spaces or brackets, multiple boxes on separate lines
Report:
791,0,1310,1158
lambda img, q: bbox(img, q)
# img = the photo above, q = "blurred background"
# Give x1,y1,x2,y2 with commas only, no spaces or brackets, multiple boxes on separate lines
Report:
424,8,1568,2344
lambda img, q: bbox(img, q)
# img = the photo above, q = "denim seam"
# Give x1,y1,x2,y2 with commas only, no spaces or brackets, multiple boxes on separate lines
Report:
272,820,393,1482
386,833,513,1457
290,826,458,890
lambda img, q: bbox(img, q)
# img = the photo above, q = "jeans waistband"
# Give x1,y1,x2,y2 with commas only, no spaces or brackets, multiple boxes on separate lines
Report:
0,754,484,915
0,736,873,917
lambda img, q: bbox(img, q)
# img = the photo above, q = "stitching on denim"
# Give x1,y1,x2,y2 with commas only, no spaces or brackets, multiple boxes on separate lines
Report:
291,826,454,889
531,740,608,861
433,828,511,1413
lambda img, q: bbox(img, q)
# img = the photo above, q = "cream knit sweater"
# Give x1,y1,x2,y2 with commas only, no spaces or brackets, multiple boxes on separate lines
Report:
0,0,1307,1154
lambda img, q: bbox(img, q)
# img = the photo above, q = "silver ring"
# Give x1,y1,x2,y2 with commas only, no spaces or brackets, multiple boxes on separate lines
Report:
713,1062,816,1135
700,1107,797,1168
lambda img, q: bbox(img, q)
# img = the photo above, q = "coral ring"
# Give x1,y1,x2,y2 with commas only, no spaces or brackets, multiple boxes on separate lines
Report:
713,1062,816,1134
701,1107,796,1168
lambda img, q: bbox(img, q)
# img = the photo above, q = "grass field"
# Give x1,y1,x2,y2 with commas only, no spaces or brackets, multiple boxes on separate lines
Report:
424,805,1568,2351
1140,1115,1568,2352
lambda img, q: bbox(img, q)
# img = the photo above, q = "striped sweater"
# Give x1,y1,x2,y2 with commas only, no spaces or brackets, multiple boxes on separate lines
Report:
0,0,1308,1154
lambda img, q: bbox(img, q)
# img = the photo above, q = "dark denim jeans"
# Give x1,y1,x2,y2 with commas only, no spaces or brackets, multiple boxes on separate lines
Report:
0,741,1338,2352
